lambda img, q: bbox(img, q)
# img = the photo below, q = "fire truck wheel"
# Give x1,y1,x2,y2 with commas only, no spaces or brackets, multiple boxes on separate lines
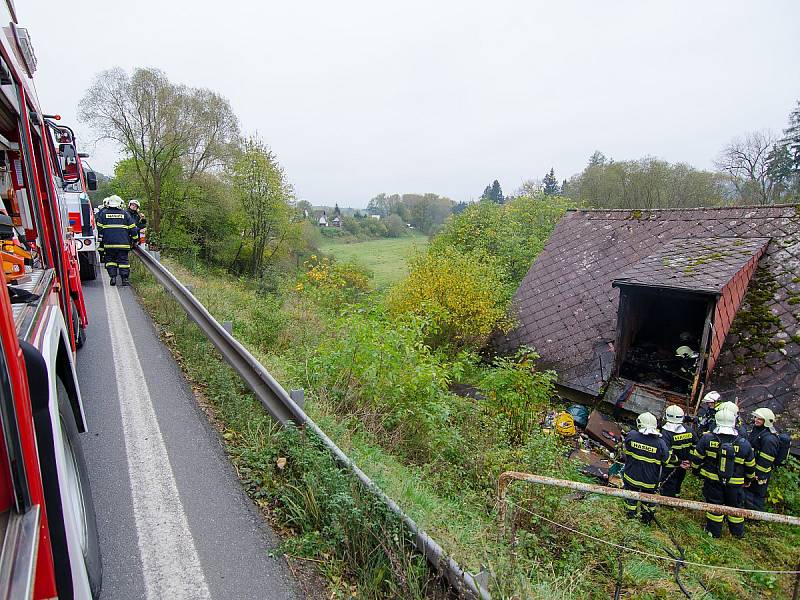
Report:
79,253,97,281
58,379,102,598
71,303,86,349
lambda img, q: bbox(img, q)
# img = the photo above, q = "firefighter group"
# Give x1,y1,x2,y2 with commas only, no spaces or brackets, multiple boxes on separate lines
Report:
95,195,146,286
622,392,790,538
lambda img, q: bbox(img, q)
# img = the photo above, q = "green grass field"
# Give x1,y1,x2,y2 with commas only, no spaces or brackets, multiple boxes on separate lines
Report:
317,234,428,289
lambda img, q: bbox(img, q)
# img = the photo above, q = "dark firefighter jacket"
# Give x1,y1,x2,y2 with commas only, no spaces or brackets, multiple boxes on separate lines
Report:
748,426,781,482
691,432,755,486
696,405,716,434
622,430,671,490
662,427,696,466
127,210,146,236
97,207,137,249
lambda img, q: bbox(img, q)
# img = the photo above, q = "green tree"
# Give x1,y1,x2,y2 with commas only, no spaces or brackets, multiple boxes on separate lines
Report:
566,153,725,208
542,168,559,195
785,101,800,168
230,136,295,277
431,195,573,288
490,179,504,203
79,67,239,239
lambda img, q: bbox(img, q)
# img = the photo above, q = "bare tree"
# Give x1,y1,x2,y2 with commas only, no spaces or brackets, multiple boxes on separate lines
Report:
715,130,780,205
78,67,239,238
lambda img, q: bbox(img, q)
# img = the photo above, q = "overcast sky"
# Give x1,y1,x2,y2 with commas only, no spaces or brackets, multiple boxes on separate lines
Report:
23,0,800,207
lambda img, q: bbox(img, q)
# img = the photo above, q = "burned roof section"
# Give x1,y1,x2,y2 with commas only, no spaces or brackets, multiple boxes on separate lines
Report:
613,237,771,295
496,205,800,422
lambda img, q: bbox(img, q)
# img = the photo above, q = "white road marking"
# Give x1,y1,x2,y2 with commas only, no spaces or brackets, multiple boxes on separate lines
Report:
103,278,211,599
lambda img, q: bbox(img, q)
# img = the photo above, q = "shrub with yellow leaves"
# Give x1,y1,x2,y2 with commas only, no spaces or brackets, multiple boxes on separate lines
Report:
296,255,370,305
386,248,515,351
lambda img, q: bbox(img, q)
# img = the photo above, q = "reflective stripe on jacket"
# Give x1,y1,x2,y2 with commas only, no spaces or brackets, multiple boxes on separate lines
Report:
623,430,671,490
749,426,780,481
691,432,756,486
662,428,696,464
97,207,137,247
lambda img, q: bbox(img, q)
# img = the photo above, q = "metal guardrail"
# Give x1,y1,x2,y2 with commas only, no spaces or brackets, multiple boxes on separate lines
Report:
134,246,491,600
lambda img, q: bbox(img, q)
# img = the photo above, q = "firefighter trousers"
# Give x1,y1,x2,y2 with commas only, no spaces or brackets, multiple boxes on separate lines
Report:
703,479,745,538
623,481,655,523
660,466,687,498
744,481,769,511
104,247,130,280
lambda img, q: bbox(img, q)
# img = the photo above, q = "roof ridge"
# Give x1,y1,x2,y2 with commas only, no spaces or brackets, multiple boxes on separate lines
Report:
567,203,799,213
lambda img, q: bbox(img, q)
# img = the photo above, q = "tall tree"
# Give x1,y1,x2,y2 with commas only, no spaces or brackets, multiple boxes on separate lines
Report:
542,168,559,195
490,179,504,203
79,67,239,239
230,136,295,277
784,101,800,168
481,185,493,201
715,130,782,205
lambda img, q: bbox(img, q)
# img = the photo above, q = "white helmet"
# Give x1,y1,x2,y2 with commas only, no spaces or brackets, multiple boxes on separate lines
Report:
718,401,739,414
105,195,124,209
714,408,737,430
129,199,141,209
676,346,698,359
753,407,776,429
636,412,658,433
665,405,685,424
703,391,721,404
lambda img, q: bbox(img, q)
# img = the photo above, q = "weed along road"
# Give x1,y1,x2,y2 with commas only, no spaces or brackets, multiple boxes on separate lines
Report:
76,275,303,599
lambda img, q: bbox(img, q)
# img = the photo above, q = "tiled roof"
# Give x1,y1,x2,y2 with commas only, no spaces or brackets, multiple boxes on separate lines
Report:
613,237,771,295
495,205,800,423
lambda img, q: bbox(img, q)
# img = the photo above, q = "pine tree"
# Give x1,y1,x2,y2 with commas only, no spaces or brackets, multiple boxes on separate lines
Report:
784,101,800,170
490,179,504,203
543,168,559,195
560,179,569,196
481,185,493,201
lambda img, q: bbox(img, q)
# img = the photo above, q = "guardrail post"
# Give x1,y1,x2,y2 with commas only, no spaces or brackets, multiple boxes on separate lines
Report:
151,250,160,262
290,389,305,410
185,284,194,294
222,320,233,335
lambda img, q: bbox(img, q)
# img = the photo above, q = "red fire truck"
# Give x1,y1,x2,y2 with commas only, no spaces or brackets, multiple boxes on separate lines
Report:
47,122,99,284
0,2,101,598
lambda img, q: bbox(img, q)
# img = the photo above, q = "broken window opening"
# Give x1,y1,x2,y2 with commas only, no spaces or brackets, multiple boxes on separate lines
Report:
615,287,713,394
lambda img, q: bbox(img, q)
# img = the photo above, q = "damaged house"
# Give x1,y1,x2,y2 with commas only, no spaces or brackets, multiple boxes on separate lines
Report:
495,205,800,426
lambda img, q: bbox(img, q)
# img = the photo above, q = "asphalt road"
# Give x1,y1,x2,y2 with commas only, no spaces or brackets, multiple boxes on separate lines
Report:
76,272,302,600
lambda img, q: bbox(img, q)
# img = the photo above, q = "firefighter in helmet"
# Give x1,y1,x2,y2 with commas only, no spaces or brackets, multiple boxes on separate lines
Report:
96,195,137,286
696,390,721,434
744,408,781,511
691,408,755,538
622,412,671,524
660,405,696,497
127,199,146,243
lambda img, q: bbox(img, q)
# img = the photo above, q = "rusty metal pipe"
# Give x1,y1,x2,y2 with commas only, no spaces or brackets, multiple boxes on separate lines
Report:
498,471,800,526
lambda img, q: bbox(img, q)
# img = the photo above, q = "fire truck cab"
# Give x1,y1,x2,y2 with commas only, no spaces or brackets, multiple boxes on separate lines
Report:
50,123,99,282
0,2,101,598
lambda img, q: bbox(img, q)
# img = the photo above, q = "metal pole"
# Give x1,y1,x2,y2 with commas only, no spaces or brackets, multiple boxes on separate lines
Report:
498,471,800,527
